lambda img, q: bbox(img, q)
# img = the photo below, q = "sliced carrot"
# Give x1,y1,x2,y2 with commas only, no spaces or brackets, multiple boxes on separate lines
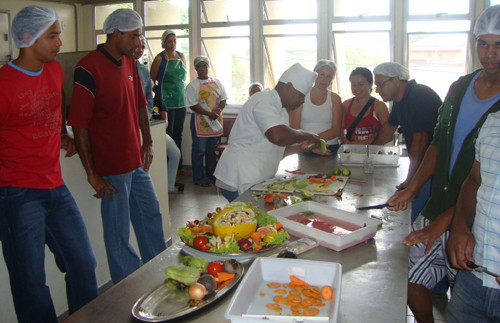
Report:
330,175,337,181
289,275,309,286
331,288,336,302
275,222,283,231
253,245,261,252
191,226,212,233
308,177,325,184
251,231,261,245
320,285,332,300
217,279,232,290
217,272,235,282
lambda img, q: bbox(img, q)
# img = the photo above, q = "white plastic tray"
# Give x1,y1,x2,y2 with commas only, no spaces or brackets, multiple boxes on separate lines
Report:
225,258,342,323
338,144,401,166
268,201,381,251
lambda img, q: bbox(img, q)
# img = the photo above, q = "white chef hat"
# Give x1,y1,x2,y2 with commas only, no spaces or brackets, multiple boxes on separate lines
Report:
248,82,263,92
314,59,337,75
194,56,210,68
161,30,176,48
373,62,410,81
103,8,143,34
278,63,317,95
474,5,500,37
12,6,58,48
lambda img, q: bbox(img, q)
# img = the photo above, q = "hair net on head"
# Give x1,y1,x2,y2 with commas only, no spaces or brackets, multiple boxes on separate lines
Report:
279,63,317,95
373,62,410,81
12,6,58,49
194,56,210,68
474,5,500,37
161,30,176,48
314,59,337,75
248,82,263,92
103,8,142,34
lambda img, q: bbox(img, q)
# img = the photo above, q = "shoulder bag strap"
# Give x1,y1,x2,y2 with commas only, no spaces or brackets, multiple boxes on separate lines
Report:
346,97,376,140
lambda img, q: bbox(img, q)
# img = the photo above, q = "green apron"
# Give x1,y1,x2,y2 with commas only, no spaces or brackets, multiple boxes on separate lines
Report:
161,55,187,108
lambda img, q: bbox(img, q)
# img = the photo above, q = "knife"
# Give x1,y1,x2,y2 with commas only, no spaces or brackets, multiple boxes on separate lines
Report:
466,261,500,278
356,203,389,210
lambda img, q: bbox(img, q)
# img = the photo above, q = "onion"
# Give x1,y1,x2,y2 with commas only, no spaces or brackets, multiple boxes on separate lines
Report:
188,283,207,301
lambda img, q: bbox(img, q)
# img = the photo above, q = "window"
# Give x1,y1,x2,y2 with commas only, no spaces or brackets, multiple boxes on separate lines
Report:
263,0,317,89
407,1,471,98
332,1,391,98
200,0,250,104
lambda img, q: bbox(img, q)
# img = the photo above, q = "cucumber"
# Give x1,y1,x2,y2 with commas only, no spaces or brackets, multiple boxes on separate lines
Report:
319,139,327,153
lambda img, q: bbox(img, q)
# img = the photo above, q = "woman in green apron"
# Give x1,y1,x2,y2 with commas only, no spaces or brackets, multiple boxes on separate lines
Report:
150,30,190,175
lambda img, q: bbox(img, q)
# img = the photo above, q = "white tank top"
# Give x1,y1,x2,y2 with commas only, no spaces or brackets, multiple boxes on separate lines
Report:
300,90,339,145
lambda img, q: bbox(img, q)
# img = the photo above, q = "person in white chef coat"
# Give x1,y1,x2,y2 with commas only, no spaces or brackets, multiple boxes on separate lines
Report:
214,63,321,201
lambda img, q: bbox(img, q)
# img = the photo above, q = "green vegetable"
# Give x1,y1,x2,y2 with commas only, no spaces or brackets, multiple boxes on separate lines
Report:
263,231,290,246
295,180,308,189
177,227,195,244
342,168,351,176
300,189,314,199
182,256,208,273
319,139,327,153
256,211,278,227
332,168,341,176
164,266,200,285
208,241,243,254
164,279,189,298
289,196,303,204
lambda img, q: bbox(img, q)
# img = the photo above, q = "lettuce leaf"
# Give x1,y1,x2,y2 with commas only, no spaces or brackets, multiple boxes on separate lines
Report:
208,241,243,254
263,231,290,246
256,211,277,227
177,227,195,245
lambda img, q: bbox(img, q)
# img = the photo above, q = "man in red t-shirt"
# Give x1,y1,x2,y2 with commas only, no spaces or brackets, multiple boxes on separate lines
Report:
68,8,166,283
0,6,97,323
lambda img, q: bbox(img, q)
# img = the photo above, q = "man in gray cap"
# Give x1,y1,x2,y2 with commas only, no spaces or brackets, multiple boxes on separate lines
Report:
68,8,167,283
214,63,321,201
387,5,500,323
0,5,97,322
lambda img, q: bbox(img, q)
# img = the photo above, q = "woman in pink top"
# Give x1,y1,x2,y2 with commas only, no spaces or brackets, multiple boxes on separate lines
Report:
341,67,389,145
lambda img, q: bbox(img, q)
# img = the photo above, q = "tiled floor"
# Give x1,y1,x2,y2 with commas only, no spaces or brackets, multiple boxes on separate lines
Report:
170,170,450,323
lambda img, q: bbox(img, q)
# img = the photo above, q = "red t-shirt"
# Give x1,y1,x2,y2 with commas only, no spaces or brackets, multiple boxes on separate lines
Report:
0,61,65,189
68,46,147,176
343,100,381,142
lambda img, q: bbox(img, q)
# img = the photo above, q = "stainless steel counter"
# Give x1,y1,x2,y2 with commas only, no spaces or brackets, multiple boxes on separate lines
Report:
62,153,411,323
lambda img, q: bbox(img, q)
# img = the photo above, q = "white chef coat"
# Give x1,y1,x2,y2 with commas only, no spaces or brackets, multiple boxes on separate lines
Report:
214,89,288,194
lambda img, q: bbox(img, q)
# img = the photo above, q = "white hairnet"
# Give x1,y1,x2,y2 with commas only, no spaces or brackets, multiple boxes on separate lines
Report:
279,63,317,95
314,59,337,75
12,6,58,48
194,56,210,68
373,62,410,81
248,82,263,93
474,5,500,37
161,30,176,48
103,8,143,34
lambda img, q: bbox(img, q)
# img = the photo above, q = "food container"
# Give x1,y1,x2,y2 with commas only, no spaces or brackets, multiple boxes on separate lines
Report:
338,144,401,166
268,201,381,251
225,257,342,323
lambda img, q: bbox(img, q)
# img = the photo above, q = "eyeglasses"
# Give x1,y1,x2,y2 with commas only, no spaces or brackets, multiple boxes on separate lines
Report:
375,77,394,90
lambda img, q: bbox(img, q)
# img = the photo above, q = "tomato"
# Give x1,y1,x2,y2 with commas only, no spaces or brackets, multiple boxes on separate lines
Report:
207,261,224,277
264,193,275,204
193,236,210,251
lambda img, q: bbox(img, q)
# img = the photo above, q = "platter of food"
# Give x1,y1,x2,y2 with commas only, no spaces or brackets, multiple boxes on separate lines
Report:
132,256,244,322
251,173,349,196
178,202,290,263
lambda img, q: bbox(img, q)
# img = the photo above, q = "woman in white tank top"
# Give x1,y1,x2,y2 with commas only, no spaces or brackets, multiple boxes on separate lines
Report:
289,59,343,155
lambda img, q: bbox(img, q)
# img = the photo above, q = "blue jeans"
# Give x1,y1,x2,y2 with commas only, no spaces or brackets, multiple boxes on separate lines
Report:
0,185,98,323
167,107,186,168
447,270,500,322
166,134,181,191
190,114,220,184
101,166,167,283
219,187,239,202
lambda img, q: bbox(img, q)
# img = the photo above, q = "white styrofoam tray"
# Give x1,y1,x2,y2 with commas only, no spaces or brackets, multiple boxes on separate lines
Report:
225,257,342,323
268,201,381,252
338,144,401,166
